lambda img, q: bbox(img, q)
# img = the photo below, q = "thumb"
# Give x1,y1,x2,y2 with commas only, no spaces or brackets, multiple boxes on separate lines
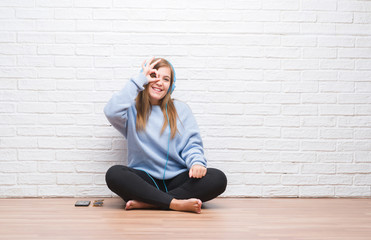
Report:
189,168,193,178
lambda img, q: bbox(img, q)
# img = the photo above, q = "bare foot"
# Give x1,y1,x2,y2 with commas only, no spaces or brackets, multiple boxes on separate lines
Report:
125,200,158,210
169,198,202,214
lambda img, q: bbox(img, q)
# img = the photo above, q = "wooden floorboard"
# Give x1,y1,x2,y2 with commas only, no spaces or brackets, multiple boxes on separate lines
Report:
0,197,370,240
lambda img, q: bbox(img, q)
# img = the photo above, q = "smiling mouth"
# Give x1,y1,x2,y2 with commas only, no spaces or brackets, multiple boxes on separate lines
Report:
152,87,162,92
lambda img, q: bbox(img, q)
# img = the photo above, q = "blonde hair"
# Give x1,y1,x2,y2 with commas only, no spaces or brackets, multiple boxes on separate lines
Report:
135,58,179,139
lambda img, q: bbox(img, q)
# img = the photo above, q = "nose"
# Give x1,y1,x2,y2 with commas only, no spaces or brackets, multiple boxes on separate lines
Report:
154,79,164,86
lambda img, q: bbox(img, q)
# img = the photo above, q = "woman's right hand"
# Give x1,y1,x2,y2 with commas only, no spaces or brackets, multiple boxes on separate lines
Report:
141,57,161,83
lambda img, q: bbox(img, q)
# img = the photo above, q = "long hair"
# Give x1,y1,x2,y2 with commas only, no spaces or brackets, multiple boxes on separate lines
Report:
135,58,179,139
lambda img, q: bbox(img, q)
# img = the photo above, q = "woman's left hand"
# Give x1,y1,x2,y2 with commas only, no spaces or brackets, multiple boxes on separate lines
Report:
189,165,207,179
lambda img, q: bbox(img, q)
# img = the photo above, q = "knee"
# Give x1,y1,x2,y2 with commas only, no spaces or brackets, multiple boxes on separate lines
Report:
207,168,227,194
105,165,124,187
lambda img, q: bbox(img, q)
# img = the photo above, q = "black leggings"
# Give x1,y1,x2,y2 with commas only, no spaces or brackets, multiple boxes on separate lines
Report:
105,165,227,209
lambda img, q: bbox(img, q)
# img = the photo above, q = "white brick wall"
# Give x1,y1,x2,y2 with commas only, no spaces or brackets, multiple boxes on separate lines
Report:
0,0,370,198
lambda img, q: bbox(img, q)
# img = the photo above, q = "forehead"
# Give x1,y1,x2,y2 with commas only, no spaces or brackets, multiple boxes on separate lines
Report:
157,66,171,77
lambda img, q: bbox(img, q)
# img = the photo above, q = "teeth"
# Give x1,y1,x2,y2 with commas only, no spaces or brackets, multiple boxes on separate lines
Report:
153,87,162,92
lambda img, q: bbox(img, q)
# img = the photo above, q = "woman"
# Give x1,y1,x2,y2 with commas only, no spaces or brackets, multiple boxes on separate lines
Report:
104,57,227,213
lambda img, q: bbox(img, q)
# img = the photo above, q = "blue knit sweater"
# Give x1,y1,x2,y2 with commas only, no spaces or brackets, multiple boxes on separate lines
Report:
104,72,207,179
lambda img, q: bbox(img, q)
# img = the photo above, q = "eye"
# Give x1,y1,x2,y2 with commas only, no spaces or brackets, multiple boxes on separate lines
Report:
164,78,170,81
150,73,156,78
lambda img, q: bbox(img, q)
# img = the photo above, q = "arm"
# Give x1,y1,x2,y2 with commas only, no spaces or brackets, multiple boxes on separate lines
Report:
103,72,148,137
104,57,162,136
179,105,207,178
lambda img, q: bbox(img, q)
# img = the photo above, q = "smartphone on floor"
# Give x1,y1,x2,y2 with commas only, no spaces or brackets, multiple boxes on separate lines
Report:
75,200,91,207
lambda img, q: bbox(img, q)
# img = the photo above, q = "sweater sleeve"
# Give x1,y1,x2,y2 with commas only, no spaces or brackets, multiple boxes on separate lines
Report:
103,72,148,137
179,104,207,169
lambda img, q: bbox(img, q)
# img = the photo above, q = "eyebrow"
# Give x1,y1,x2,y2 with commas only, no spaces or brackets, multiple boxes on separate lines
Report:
158,74,170,78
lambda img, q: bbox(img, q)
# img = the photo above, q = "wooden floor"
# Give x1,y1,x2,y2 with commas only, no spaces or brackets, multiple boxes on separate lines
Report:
0,198,370,240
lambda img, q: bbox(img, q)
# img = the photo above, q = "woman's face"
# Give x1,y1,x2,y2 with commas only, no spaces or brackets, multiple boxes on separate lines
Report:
148,66,172,105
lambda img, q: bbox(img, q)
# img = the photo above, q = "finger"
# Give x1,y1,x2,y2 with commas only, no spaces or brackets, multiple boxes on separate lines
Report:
189,169,193,178
150,58,161,68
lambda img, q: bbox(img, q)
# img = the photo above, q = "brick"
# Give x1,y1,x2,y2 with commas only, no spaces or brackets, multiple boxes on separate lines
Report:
338,1,371,12
281,11,316,22
38,138,75,149
355,151,371,163
38,185,76,197
302,93,337,103
320,128,353,139
356,37,371,47
18,102,56,113
354,175,371,185
302,164,336,174
303,48,337,59
280,152,316,163
282,36,317,47
264,163,299,173
339,94,371,104
335,186,370,197
356,59,371,70
0,162,37,173
54,8,92,19
320,60,354,70
17,127,55,136
337,141,371,152
18,174,56,185
302,0,337,11
356,105,371,115
55,57,93,67
317,152,353,163
319,105,354,116
320,82,354,93
0,138,38,148
76,138,111,150
18,79,55,90
318,175,352,185
337,164,371,174
318,36,355,47
16,8,53,19
245,174,281,185
263,186,298,197
264,140,299,151
338,117,371,127
0,149,17,160
57,174,93,185
339,48,371,59
0,103,15,113
0,56,16,66
57,103,93,114
0,32,16,43
36,20,75,32
18,150,55,161
302,70,337,81
56,33,93,43
299,186,335,197
301,116,336,127
354,129,371,139
1,186,37,197
264,47,300,58
282,105,318,116
0,174,16,185
245,105,281,115
317,12,353,23
301,23,336,34
302,141,336,151
282,128,318,139
282,59,319,70
282,175,317,185
36,0,73,7
264,23,300,34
